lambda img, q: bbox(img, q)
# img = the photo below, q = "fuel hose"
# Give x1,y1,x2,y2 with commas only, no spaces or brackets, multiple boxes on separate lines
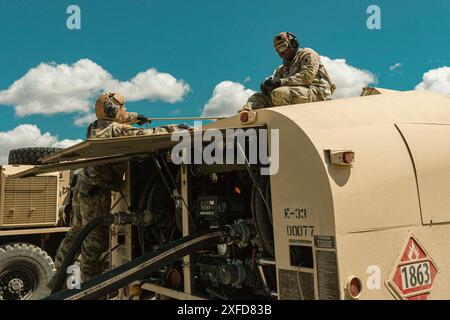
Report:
50,215,110,294
44,230,225,300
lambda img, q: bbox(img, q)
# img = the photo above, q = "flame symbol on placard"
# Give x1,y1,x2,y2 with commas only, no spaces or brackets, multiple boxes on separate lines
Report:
407,241,420,261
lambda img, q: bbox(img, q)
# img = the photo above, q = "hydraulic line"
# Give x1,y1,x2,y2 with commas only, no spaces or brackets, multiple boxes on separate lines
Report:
236,142,274,257
159,155,197,229
152,156,197,229
44,229,225,300
236,142,272,217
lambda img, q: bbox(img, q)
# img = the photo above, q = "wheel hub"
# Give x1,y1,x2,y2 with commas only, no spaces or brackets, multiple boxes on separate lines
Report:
8,278,24,293
0,268,36,300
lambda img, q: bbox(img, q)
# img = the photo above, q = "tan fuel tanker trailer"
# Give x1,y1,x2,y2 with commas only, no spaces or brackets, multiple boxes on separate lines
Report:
14,88,450,300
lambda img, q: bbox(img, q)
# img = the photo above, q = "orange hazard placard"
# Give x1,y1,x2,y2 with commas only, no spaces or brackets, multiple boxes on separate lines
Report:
388,236,438,300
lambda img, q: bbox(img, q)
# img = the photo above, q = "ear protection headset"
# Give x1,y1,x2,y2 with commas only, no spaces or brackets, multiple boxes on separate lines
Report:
285,32,299,49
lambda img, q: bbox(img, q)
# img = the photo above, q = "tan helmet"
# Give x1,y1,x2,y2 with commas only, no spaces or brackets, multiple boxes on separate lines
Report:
273,32,299,53
95,92,125,120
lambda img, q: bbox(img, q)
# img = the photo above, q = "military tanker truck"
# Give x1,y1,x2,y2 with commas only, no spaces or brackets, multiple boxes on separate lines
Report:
0,148,72,300
13,88,450,300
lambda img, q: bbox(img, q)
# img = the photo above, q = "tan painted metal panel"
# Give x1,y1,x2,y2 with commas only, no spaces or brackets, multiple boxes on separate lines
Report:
336,224,449,299
10,154,148,179
1,165,66,228
39,127,264,165
40,133,181,164
141,283,204,300
0,168,5,226
361,87,400,96
396,123,450,224
0,227,69,236
2,175,58,227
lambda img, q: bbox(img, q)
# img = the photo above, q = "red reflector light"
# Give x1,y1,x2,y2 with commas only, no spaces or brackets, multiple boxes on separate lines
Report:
166,269,182,289
343,152,355,164
346,276,362,299
240,112,249,122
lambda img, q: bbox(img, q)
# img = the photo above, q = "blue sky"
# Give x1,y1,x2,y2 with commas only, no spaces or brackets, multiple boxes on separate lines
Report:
0,0,449,162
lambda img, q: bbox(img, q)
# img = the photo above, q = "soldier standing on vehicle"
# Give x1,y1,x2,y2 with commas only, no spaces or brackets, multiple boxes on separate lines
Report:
49,92,186,287
241,32,336,111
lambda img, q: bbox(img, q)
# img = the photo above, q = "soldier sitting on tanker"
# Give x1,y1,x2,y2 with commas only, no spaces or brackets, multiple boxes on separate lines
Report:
241,31,336,111
48,92,188,291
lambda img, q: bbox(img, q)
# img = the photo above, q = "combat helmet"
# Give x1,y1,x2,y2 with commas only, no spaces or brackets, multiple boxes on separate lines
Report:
273,32,299,53
95,92,125,121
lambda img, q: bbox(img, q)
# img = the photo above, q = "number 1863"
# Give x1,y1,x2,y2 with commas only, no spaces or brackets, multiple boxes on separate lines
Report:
400,261,431,289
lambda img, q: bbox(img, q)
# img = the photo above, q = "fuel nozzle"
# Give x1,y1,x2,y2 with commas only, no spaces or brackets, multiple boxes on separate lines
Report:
112,210,158,226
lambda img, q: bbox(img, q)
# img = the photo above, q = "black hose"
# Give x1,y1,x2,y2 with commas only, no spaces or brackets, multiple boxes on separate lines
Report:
50,215,112,294
251,176,275,258
152,156,197,229
44,229,224,300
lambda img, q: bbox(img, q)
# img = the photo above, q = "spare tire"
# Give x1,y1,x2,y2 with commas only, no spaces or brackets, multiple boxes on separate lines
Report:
0,243,55,300
8,147,62,165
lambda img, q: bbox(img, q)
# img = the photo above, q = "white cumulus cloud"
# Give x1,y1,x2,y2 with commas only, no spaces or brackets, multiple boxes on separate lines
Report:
0,59,190,119
109,68,190,103
0,124,82,164
321,56,376,99
74,113,97,127
415,66,450,96
201,81,255,117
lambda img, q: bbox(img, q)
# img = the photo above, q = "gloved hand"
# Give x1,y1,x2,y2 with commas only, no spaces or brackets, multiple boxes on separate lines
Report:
263,78,281,93
260,81,271,95
136,114,148,125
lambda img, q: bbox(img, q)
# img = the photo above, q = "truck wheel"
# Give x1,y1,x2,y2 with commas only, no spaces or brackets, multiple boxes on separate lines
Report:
0,243,55,300
8,147,62,165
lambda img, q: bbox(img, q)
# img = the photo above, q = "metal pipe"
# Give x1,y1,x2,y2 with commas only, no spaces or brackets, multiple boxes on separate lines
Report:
257,258,276,266
146,116,226,121
257,265,269,289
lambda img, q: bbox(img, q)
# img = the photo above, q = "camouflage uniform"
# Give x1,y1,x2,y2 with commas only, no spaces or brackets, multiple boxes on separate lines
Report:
243,48,335,110
54,120,186,282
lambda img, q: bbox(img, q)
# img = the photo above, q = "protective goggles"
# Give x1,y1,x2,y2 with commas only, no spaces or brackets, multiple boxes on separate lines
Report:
104,96,122,118
274,41,289,53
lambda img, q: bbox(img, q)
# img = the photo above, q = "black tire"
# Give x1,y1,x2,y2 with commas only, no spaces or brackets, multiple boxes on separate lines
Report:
0,243,55,300
8,147,63,165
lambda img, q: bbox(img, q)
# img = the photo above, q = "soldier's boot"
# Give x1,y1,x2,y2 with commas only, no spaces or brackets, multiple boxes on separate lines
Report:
238,103,253,112
46,270,68,291
239,92,273,112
